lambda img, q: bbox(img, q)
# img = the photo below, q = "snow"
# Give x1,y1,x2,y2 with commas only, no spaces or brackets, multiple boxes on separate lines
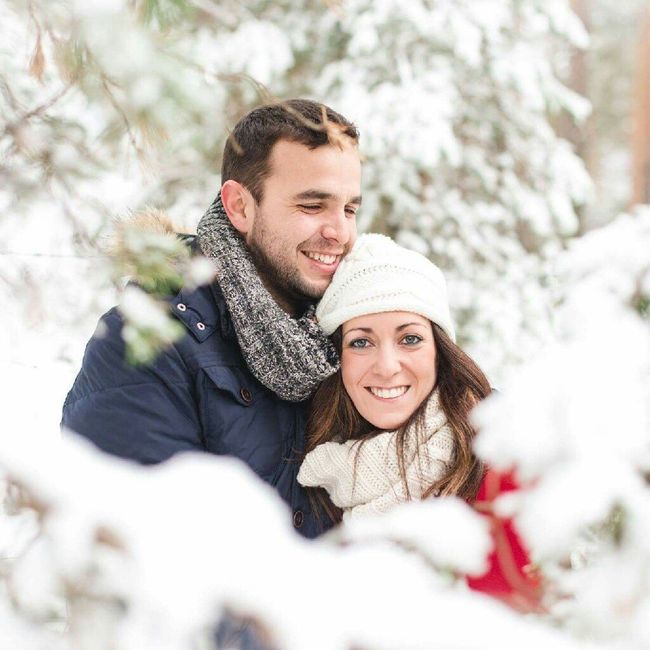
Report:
0,434,595,650
471,209,650,642
336,497,493,576
2,0,649,647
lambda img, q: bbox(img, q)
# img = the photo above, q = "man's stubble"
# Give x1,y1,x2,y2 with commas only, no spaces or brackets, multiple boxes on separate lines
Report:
246,214,325,310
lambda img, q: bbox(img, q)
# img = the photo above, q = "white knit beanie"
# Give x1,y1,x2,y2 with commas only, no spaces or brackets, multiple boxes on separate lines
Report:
316,234,456,341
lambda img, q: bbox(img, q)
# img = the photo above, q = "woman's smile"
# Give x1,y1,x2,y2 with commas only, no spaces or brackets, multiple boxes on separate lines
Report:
366,385,410,399
341,311,437,430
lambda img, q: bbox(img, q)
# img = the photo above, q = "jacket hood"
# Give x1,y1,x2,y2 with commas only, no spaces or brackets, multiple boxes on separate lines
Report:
106,208,182,254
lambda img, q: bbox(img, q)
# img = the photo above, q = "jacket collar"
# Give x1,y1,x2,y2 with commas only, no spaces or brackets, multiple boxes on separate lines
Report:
171,237,236,342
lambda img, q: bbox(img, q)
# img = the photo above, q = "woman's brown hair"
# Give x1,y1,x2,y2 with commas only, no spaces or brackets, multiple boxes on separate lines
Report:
305,323,491,527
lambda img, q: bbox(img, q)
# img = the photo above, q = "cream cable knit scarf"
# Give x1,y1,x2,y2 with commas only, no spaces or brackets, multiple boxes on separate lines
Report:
297,390,455,520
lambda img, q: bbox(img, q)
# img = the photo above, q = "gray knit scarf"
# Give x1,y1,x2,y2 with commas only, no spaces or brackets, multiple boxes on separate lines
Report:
196,194,340,402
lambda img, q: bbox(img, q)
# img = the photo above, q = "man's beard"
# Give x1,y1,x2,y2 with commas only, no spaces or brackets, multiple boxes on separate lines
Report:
247,228,324,310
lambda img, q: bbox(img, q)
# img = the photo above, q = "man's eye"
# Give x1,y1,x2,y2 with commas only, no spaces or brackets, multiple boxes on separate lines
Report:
299,204,321,212
349,338,370,349
402,334,423,345
345,206,358,216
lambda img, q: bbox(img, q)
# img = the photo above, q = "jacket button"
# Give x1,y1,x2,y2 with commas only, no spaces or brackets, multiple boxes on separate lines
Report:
240,387,252,403
176,303,187,312
293,510,304,528
196,322,206,331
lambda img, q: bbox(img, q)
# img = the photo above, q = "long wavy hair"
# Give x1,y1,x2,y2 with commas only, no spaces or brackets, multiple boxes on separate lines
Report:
305,323,491,526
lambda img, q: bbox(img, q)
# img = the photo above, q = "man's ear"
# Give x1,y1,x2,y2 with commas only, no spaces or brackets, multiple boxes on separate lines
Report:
220,180,255,236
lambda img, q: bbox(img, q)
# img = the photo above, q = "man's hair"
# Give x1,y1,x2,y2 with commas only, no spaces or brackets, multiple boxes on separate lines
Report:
221,99,359,203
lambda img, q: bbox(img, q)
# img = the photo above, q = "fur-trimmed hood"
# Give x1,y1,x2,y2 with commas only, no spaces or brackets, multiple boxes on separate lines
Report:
106,208,190,254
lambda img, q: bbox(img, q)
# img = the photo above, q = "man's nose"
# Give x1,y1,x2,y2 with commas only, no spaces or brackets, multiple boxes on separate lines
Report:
321,208,354,245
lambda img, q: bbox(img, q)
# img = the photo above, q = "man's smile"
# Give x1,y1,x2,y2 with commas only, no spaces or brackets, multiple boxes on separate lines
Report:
302,250,342,273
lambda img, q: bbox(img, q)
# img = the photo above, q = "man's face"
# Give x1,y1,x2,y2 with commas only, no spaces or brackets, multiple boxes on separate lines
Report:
246,139,362,310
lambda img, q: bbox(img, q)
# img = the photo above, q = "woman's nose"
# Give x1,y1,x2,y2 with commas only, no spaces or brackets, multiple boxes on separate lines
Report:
372,345,401,377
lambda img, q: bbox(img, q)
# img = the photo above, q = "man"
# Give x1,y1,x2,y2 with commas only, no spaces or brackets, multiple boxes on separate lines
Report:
62,99,362,540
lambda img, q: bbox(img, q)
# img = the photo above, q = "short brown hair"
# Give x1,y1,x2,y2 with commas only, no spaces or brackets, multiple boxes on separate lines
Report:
221,99,359,203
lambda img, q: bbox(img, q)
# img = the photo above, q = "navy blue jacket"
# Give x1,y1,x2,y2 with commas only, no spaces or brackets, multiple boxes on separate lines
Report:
62,256,325,540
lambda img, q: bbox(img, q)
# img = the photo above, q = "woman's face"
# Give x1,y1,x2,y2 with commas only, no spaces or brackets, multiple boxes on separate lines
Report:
341,311,437,430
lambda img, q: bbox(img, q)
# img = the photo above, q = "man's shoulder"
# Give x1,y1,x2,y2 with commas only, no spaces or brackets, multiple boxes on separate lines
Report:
67,281,231,407
92,279,230,355
80,209,240,374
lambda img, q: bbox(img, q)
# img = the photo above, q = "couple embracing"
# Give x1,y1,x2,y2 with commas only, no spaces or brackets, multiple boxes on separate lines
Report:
63,99,538,609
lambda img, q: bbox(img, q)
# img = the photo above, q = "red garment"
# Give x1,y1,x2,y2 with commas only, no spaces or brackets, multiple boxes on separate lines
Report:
467,469,543,612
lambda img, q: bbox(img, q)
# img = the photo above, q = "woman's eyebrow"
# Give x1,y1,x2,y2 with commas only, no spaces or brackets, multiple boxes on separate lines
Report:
343,323,427,337
396,322,427,331
343,327,373,337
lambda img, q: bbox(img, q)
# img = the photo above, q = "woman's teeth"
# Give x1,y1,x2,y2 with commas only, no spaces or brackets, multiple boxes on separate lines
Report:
368,386,408,399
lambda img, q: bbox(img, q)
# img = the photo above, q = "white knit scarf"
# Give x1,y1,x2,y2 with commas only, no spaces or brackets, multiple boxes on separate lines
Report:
297,390,455,520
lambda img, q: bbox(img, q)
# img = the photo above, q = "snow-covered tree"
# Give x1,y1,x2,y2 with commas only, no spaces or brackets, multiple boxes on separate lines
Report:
2,209,649,649
474,206,650,645
2,0,592,380
5,2,650,648
299,0,594,377
570,0,648,225
0,428,599,650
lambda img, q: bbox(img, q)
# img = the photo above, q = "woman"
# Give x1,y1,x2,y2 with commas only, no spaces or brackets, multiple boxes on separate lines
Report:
298,233,541,610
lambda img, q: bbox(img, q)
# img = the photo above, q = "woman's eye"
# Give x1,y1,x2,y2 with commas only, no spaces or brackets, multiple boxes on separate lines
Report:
349,338,370,349
402,334,423,345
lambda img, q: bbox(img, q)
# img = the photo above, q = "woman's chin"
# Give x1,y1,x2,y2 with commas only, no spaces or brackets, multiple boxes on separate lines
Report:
364,412,409,431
